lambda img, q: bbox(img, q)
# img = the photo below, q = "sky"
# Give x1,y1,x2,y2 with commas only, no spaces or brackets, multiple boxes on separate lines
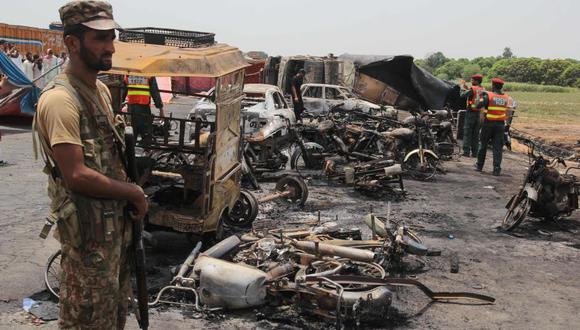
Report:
2,0,578,60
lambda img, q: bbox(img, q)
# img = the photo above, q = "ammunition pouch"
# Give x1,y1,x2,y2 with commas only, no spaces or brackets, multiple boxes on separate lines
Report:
53,199,83,248
73,196,124,245
47,195,124,248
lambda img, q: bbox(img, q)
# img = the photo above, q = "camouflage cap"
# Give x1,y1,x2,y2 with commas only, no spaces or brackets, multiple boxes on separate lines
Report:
59,0,121,31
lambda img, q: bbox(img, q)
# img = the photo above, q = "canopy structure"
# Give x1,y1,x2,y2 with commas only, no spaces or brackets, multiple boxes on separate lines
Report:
0,51,39,115
107,41,249,77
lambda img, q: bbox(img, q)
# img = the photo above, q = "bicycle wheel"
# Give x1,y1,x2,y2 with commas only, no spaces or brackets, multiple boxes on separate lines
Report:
44,250,62,300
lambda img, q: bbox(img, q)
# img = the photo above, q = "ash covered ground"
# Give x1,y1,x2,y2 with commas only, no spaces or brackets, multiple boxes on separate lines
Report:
1,103,579,329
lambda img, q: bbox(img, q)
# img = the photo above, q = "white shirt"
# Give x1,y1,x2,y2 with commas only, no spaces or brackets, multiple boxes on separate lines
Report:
43,55,59,83
10,54,24,73
33,64,45,89
23,60,34,81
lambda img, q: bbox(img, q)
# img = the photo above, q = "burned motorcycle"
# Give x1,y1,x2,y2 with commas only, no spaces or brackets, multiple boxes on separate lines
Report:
503,138,579,231
290,108,392,174
382,112,440,181
424,109,458,159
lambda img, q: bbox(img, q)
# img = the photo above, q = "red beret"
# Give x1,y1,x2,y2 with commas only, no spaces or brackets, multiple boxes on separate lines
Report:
472,74,483,79
491,78,504,85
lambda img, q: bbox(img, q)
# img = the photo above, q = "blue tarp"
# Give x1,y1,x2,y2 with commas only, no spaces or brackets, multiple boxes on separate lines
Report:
0,51,40,113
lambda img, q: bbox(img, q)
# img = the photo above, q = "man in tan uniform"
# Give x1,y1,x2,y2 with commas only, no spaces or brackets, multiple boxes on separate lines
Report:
35,1,148,328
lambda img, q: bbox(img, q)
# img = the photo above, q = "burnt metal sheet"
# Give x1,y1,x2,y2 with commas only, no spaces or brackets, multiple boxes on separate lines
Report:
340,54,455,111
107,41,249,78
214,70,244,181
354,73,400,105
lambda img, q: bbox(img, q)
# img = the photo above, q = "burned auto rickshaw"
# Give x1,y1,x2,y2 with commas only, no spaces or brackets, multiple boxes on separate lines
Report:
104,39,255,241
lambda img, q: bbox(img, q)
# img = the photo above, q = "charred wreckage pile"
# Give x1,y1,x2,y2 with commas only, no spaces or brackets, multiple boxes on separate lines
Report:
123,58,484,329
148,212,495,328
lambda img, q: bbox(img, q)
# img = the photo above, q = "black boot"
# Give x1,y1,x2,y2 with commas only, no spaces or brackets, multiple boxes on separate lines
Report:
493,167,501,176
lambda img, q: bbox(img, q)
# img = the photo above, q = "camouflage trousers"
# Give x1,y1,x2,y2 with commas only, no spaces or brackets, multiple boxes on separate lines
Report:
58,216,132,330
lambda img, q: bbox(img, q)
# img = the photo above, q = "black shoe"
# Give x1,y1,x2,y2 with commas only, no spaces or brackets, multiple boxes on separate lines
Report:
493,168,501,176
462,152,470,157
471,153,477,158
474,164,482,172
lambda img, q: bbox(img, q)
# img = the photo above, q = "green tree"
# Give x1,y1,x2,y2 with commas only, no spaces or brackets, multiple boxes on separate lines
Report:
425,52,450,71
560,63,580,87
471,56,498,76
489,58,543,84
462,64,482,79
539,59,574,85
434,61,463,80
502,47,514,59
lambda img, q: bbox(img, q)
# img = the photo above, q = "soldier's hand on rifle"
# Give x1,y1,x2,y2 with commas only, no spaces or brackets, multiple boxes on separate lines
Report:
129,184,148,221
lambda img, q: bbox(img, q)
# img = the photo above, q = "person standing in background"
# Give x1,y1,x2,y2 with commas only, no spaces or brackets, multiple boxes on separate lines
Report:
23,52,34,80
8,46,25,73
57,51,69,69
123,75,164,143
291,68,306,122
475,78,509,176
32,55,45,89
461,74,485,157
43,49,59,82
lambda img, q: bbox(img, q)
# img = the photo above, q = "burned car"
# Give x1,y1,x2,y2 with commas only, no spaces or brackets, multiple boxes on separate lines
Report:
188,84,297,175
188,83,295,135
301,83,397,118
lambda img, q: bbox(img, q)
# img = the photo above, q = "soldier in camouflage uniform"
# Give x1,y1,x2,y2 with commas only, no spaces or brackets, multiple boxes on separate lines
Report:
34,1,148,329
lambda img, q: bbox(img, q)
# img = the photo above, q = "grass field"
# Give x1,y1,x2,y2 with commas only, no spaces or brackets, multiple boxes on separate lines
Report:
509,91,580,147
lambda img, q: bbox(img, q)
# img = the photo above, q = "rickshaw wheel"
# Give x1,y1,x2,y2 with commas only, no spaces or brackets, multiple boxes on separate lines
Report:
225,190,259,228
275,176,309,207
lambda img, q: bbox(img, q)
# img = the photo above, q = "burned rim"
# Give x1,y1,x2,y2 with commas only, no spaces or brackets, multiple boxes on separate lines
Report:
502,193,531,231
404,152,438,181
275,176,309,207
44,250,62,300
290,147,325,174
225,190,259,227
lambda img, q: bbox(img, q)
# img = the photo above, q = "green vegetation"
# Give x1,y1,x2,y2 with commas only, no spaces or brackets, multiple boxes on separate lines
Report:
416,48,580,88
482,82,578,93
510,91,580,123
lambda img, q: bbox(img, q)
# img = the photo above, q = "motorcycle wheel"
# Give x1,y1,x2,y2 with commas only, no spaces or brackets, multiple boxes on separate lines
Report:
225,190,259,228
290,148,324,172
404,152,438,181
502,193,531,231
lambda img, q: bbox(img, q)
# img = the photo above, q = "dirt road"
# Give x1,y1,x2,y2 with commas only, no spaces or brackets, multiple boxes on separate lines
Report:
1,118,579,329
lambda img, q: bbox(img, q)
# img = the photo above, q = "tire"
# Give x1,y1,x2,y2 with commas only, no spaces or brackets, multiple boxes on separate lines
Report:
225,190,259,227
404,152,439,181
502,193,531,231
275,176,309,207
290,147,324,172
44,250,62,300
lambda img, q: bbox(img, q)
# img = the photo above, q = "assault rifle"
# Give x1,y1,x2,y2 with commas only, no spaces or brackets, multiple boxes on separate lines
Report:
124,127,149,330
